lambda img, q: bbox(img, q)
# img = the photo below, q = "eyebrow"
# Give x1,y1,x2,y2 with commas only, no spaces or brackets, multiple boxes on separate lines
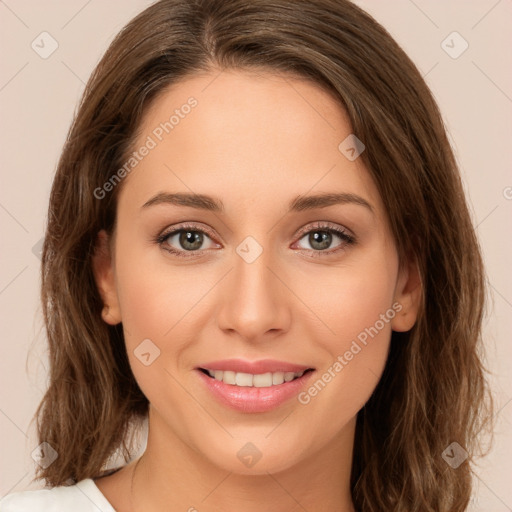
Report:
141,191,373,214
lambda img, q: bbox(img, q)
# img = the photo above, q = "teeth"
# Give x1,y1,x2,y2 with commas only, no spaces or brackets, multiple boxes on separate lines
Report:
253,372,272,387
272,372,284,385
223,370,236,385
204,369,307,387
235,372,253,387
284,372,296,382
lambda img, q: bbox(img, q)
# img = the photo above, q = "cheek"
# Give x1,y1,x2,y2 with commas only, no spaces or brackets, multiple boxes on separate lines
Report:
294,248,398,351
114,240,202,340
114,259,195,413
291,247,398,417
113,244,223,399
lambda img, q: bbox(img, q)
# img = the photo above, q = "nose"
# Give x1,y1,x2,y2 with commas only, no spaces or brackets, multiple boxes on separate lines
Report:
216,242,292,343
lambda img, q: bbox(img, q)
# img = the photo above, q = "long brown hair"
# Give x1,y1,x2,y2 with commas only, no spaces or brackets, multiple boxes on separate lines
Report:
35,0,493,509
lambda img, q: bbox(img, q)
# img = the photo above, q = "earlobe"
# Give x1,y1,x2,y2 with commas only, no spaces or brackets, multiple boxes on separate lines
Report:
391,255,422,333
92,229,122,325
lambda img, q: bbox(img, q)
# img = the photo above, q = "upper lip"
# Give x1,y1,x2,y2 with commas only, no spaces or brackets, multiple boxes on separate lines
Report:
197,359,314,374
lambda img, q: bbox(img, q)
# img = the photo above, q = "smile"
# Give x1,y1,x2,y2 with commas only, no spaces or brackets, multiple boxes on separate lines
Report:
195,359,315,413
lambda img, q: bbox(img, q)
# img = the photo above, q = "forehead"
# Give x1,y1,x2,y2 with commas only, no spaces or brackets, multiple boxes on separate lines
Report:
118,69,383,218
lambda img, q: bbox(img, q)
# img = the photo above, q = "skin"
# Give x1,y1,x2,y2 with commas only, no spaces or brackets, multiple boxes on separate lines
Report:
92,69,421,512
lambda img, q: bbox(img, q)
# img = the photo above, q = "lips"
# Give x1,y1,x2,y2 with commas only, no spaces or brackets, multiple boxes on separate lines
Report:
195,359,315,413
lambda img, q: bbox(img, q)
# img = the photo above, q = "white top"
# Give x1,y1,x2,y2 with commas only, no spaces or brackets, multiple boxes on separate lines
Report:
0,478,116,512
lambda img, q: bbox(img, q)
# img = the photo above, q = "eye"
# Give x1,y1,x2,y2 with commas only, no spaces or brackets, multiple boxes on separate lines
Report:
293,222,355,256
156,223,218,257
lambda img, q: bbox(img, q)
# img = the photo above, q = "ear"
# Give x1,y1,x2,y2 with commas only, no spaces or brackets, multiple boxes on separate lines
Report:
91,229,122,325
391,253,422,332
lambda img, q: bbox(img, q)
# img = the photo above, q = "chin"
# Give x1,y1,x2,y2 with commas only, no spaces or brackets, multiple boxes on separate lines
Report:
196,434,312,476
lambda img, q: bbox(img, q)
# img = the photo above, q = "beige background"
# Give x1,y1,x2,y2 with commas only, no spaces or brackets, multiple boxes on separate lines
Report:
0,1,511,509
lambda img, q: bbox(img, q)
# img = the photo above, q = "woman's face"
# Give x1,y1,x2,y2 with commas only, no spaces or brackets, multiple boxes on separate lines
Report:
94,69,419,475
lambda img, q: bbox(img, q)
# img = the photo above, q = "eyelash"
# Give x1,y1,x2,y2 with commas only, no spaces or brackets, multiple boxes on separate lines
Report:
155,221,356,259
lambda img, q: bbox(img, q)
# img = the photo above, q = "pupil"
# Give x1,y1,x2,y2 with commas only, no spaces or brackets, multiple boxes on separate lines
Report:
310,231,331,250
180,231,203,250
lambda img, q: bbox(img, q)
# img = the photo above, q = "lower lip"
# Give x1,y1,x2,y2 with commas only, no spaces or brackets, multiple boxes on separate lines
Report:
196,369,314,413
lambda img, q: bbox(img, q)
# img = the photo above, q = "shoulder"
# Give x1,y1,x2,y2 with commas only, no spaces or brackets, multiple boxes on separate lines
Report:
0,478,116,512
